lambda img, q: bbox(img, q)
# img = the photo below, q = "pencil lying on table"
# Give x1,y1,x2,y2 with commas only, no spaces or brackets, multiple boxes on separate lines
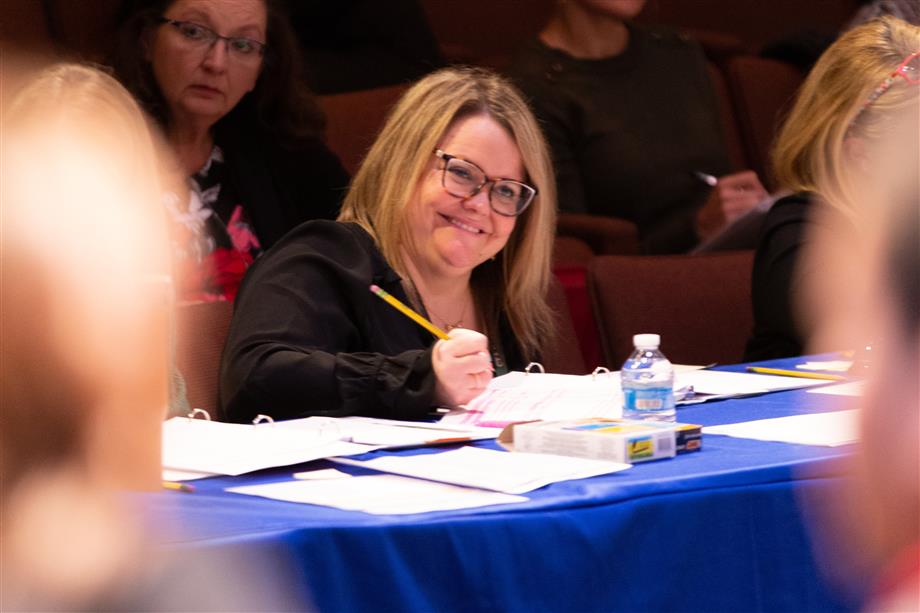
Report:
745,366,845,381
162,481,196,493
369,284,450,340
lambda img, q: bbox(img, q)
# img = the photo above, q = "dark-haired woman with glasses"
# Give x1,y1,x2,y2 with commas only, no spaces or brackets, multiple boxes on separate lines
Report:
112,0,349,302
219,67,557,422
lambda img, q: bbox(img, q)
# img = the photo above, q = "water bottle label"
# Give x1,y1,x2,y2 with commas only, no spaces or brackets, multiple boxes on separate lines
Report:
623,387,674,413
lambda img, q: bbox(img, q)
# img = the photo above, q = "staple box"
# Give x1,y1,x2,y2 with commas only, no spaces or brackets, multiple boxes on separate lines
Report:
513,418,698,464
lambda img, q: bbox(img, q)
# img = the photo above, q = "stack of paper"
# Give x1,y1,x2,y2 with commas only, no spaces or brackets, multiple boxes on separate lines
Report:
704,410,859,446
332,446,631,494
440,368,829,427
162,418,371,476
227,474,527,515
276,415,500,447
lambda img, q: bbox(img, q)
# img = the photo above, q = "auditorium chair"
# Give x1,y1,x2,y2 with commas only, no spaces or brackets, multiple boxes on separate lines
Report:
725,56,804,184
556,212,640,256
542,276,587,375
588,250,755,367
318,83,410,176
174,300,234,416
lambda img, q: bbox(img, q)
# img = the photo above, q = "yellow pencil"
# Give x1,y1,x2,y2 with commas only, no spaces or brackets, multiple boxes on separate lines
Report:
162,481,196,493
745,366,845,381
369,284,449,340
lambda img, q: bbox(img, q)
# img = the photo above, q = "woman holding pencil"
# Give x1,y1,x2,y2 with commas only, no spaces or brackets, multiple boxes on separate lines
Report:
219,67,556,422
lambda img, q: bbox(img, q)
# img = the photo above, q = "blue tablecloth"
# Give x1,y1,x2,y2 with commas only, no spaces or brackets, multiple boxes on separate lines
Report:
139,357,865,612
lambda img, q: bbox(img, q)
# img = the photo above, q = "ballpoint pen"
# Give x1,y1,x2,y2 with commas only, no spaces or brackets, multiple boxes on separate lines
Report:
694,171,718,187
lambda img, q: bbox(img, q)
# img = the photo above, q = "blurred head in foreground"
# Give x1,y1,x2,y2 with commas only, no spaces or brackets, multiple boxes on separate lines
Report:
0,61,172,608
795,41,919,606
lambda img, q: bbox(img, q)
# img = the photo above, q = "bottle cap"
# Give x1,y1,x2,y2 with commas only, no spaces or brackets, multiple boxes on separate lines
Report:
633,333,660,348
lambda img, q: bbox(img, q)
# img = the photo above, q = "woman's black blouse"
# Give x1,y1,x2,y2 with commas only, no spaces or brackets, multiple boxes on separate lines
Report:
744,192,814,361
219,220,523,422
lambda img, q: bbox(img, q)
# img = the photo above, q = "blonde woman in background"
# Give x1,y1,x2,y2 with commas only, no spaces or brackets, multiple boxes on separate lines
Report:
220,66,557,422
744,16,920,361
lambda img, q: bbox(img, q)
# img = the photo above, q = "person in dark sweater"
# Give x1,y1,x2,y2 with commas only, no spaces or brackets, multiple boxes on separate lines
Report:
508,0,768,254
220,67,558,422
112,0,349,302
745,16,920,361
282,0,444,95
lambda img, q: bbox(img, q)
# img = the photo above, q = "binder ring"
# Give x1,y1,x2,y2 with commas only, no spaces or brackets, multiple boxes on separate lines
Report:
252,414,275,426
524,362,545,375
591,366,611,380
187,408,211,421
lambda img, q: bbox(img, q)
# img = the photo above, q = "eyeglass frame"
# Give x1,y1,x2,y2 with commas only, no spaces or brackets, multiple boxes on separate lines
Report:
434,149,537,217
157,18,267,59
849,49,920,131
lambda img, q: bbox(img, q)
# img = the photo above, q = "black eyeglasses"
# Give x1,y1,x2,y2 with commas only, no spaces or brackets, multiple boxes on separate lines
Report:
158,18,266,63
434,150,536,217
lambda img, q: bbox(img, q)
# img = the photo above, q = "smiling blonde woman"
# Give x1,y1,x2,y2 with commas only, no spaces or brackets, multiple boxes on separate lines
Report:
220,66,557,423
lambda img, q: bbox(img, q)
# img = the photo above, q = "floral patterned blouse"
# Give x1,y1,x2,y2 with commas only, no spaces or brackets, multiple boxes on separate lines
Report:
165,146,262,303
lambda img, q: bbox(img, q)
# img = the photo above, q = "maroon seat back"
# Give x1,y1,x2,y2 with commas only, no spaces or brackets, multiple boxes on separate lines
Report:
318,83,410,176
541,276,587,375
174,300,234,415
588,251,754,367
726,56,803,184
706,62,748,172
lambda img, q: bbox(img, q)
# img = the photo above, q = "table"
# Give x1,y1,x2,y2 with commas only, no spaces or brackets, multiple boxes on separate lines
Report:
138,357,866,612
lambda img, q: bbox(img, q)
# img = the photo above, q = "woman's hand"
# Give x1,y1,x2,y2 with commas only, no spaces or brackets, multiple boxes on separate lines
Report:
717,170,769,223
432,328,494,407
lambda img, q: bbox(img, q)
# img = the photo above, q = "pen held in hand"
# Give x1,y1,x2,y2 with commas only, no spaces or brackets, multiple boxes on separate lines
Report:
694,171,719,187
369,284,450,340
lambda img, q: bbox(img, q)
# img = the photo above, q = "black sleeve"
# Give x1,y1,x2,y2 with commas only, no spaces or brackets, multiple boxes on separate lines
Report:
745,197,812,360
280,136,351,223
219,222,437,422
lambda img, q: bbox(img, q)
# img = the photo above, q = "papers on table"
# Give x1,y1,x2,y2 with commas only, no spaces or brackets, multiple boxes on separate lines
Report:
704,410,859,447
163,415,501,477
806,381,865,397
440,367,830,427
227,474,527,514
440,371,622,428
162,417,371,476
674,369,827,403
332,446,631,494
797,360,853,372
276,415,500,447
162,468,217,482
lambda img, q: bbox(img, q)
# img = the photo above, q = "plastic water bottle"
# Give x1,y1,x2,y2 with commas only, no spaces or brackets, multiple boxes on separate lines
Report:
621,334,675,422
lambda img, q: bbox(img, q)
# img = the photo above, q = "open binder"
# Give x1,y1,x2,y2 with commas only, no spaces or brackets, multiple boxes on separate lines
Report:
439,362,830,429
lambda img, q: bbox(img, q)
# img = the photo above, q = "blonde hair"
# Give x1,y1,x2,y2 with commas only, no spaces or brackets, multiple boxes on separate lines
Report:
772,16,920,213
338,67,557,360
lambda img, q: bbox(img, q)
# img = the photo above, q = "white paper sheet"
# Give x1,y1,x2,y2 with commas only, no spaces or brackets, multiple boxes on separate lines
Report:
275,415,500,447
796,360,853,372
161,468,217,482
332,446,631,494
162,418,373,476
226,474,527,514
439,367,828,427
806,381,865,397
674,369,827,395
704,410,859,446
